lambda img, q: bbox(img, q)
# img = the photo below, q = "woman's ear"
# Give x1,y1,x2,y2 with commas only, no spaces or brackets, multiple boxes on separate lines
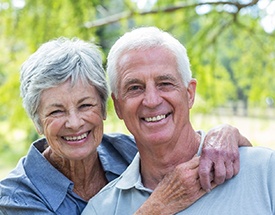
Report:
33,120,43,135
103,112,107,120
35,126,43,135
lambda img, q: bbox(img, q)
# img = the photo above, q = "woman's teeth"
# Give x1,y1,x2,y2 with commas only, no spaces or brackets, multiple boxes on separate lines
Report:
63,132,88,141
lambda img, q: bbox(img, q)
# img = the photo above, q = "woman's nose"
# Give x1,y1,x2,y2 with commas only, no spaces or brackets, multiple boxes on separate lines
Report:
65,111,84,130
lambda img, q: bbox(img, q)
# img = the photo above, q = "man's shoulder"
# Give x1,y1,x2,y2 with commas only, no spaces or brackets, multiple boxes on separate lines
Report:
239,146,275,159
239,146,275,172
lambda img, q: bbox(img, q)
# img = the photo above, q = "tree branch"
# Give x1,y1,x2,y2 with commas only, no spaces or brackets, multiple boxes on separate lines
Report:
84,0,259,28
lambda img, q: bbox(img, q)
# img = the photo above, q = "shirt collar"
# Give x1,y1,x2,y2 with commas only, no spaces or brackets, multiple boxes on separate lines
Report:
23,134,138,211
97,133,138,182
116,153,146,190
24,138,73,212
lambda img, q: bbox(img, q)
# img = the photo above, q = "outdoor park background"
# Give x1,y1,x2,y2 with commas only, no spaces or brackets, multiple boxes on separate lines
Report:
0,0,274,179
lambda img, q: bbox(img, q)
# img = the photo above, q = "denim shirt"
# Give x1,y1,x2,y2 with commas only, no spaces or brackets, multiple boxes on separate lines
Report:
0,133,137,215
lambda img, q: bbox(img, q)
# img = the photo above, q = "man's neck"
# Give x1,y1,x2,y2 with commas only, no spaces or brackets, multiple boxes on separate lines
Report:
139,130,201,190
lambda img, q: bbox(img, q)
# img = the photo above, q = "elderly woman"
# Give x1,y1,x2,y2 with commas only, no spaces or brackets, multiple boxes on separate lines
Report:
0,37,250,215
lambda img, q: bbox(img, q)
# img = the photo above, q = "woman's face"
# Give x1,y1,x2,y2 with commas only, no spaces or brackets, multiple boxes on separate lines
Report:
38,79,105,160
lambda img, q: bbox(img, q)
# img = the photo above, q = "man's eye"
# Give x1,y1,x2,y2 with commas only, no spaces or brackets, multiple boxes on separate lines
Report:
128,85,142,91
160,82,173,86
159,82,176,89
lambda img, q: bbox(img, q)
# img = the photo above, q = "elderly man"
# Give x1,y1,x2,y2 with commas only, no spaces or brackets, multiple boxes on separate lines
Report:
82,27,275,215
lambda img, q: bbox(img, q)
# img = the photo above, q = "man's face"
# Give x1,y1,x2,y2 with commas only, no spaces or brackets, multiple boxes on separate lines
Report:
112,47,196,148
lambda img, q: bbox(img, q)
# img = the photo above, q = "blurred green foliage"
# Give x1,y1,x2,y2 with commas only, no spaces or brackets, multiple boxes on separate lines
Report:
0,0,274,168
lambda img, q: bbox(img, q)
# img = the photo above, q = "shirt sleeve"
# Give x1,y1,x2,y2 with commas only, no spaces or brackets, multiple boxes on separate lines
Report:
0,192,56,215
267,150,275,214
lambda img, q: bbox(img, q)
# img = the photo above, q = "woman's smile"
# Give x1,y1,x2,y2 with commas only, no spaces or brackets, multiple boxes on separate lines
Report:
62,131,89,142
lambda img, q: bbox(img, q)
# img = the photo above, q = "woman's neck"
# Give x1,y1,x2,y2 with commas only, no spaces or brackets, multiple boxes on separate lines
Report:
43,147,107,201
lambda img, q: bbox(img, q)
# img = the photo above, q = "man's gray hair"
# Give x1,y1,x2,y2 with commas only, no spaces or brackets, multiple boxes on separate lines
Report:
107,26,192,98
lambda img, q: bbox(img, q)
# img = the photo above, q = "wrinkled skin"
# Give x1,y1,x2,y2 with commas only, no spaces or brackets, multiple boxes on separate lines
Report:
135,156,214,215
199,124,252,191
135,124,252,215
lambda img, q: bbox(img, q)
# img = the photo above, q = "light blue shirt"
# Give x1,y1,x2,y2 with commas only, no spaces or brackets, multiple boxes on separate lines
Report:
0,133,138,215
83,146,275,215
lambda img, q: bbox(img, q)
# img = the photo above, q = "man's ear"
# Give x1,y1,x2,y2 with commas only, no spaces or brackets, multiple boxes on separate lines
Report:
111,93,123,119
187,79,197,109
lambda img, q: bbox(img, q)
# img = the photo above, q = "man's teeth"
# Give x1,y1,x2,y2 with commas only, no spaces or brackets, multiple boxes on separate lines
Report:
145,115,166,122
64,133,88,141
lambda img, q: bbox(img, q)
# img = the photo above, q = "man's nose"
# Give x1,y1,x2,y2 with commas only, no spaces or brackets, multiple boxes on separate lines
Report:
142,85,162,108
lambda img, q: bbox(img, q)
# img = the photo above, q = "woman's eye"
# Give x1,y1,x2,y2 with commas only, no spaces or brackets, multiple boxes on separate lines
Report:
80,104,94,110
81,104,91,107
49,110,63,116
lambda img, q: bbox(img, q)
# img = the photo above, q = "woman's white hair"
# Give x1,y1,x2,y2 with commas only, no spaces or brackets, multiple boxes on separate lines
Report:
20,37,108,133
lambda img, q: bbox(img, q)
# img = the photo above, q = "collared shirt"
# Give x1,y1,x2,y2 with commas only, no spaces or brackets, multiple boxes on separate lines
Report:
0,133,137,215
83,147,275,215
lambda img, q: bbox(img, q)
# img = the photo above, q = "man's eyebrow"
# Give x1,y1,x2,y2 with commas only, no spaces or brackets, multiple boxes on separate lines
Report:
123,78,142,88
156,74,177,82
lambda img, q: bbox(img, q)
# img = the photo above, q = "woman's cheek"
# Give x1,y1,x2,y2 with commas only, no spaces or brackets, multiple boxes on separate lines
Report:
43,117,64,136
